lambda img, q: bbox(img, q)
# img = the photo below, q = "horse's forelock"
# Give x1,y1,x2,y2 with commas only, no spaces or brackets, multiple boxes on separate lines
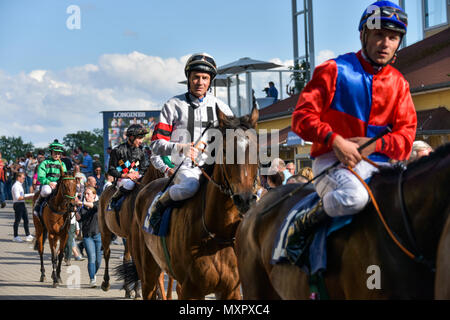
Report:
219,113,255,132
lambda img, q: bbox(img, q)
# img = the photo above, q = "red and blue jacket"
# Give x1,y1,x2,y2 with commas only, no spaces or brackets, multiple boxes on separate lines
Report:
292,51,417,161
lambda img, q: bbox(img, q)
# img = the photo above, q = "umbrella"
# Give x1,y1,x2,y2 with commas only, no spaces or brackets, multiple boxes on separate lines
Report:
178,74,245,87
217,57,282,75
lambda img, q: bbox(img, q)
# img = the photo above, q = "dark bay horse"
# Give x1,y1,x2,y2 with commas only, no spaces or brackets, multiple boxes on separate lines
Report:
125,106,259,299
236,143,450,299
435,214,450,299
98,162,170,298
33,169,77,288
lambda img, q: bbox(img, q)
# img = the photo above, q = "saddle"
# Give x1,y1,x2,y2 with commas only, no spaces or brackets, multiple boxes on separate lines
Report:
142,163,215,236
271,191,353,275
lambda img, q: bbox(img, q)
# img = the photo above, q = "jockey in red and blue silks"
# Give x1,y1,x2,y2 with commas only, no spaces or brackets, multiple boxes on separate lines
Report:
291,1,417,237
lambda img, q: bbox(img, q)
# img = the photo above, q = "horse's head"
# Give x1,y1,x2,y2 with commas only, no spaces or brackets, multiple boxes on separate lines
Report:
57,173,77,213
215,105,259,213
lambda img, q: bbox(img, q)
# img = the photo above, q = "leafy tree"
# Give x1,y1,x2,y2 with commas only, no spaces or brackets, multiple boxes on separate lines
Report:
0,136,34,162
63,128,104,164
288,60,310,95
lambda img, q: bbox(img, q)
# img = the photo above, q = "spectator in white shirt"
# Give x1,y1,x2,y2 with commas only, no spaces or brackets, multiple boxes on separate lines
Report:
12,172,34,242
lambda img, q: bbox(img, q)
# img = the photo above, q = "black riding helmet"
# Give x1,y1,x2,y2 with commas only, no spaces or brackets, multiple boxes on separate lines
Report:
184,53,217,90
126,124,149,138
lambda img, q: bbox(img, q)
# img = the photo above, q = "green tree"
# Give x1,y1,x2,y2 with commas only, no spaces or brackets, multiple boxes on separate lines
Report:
288,60,310,95
63,129,104,164
0,136,34,162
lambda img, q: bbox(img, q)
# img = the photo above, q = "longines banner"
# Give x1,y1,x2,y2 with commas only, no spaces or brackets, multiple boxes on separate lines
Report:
101,110,160,167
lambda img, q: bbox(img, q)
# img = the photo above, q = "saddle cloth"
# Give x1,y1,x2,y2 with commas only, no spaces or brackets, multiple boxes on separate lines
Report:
142,192,173,237
271,191,353,275
107,195,126,212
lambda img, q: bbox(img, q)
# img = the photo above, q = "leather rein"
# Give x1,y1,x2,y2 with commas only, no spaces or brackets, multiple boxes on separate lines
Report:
347,157,435,272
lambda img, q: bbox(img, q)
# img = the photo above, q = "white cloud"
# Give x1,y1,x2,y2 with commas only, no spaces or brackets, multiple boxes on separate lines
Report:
316,50,336,66
0,53,301,148
0,52,189,148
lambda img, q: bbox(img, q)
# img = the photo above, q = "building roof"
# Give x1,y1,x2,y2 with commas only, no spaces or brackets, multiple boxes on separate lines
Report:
258,93,300,121
395,28,450,93
416,106,450,134
259,125,292,146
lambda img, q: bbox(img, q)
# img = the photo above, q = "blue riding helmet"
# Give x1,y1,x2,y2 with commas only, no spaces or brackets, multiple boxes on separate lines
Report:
359,1,408,34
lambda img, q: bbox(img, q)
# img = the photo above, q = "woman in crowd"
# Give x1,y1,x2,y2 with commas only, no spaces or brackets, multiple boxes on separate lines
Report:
75,186,102,287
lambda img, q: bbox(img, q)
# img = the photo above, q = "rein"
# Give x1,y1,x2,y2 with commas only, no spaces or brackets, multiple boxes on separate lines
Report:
347,157,435,272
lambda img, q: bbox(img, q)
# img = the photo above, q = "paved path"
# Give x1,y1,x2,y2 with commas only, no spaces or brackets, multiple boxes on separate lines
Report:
0,200,167,300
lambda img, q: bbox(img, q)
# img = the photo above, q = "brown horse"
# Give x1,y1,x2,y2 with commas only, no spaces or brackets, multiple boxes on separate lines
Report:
124,106,259,299
33,169,77,288
98,162,169,298
236,142,450,299
435,214,450,299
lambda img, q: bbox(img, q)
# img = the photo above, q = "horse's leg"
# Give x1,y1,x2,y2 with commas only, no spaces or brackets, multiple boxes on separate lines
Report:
167,275,174,300
129,220,143,300
124,237,141,299
33,216,46,282
56,231,69,285
156,272,167,300
179,277,205,300
122,241,134,299
140,240,160,300
100,228,112,292
49,235,58,288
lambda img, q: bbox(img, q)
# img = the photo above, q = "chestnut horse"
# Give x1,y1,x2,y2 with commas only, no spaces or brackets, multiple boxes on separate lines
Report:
236,142,450,299
33,168,77,288
123,106,259,299
98,162,173,299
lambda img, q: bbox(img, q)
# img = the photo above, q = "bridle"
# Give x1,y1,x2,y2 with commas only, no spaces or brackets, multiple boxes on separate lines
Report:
48,177,77,216
197,140,257,244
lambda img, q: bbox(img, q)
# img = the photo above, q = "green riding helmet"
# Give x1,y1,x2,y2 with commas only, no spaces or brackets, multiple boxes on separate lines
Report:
48,139,65,153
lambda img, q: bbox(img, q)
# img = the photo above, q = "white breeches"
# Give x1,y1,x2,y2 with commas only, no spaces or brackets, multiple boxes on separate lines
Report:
168,165,202,201
40,184,54,197
312,151,388,217
117,177,140,191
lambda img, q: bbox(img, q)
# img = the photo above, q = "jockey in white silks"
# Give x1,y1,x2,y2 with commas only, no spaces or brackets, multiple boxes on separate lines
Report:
148,53,233,219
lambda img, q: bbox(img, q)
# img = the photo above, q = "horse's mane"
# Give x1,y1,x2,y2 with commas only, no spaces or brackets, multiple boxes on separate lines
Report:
219,113,254,131
374,142,450,179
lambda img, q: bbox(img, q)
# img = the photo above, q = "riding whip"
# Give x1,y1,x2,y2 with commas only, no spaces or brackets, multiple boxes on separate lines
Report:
161,120,215,193
260,126,392,215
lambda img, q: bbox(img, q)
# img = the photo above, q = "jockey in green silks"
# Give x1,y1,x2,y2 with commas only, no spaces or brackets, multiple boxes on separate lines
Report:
33,139,67,215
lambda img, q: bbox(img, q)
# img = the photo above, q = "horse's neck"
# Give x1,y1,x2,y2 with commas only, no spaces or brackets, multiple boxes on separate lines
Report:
402,165,449,256
203,165,239,236
49,186,63,210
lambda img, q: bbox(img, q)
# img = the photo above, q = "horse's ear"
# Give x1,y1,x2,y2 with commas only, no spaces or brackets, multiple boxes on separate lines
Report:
249,106,259,128
216,104,228,128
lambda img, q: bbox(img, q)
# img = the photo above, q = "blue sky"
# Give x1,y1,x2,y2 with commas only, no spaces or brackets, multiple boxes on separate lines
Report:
0,0,423,149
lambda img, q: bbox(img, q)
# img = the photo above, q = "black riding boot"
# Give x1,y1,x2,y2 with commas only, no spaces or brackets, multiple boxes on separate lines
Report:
293,200,329,236
149,191,175,232
33,196,45,216
110,186,130,209
286,200,329,265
